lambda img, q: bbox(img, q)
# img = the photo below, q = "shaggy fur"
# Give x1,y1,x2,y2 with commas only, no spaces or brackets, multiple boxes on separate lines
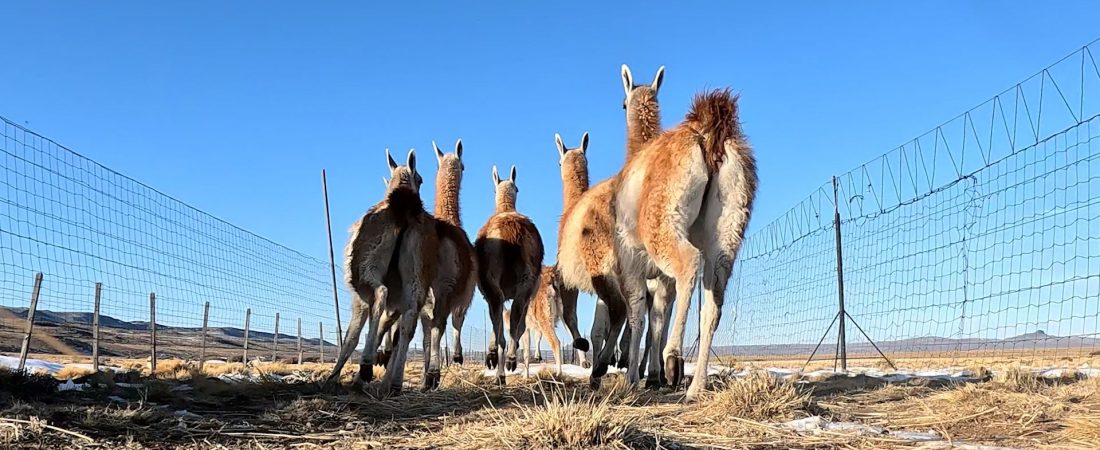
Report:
475,166,545,384
556,65,665,387
615,89,757,398
328,150,439,396
413,139,477,390
504,266,564,374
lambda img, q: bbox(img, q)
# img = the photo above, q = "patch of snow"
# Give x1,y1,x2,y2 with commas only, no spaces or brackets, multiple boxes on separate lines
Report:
107,395,128,403
173,410,201,419
782,415,940,441
57,380,85,391
0,355,66,374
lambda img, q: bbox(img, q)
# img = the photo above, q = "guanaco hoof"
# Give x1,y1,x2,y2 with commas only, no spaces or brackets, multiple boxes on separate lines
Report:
591,361,609,379
485,351,498,369
376,350,391,368
616,354,629,369
505,356,518,372
589,375,602,390
423,371,441,391
644,374,662,390
664,355,684,387
572,338,590,352
452,353,464,365
388,383,403,396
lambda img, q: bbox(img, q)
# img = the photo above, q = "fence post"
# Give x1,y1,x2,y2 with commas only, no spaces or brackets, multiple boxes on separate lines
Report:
92,282,102,373
149,293,157,373
199,302,210,371
273,312,280,362
321,170,344,355
832,176,848,373
297,318,303,364
319,322,325,363
243,308,251,363
17,272,44,372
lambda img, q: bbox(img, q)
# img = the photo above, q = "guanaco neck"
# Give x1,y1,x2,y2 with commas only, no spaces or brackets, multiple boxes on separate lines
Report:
561,158,589,216
495,189,516,214
434,166,462,228
626,89,661,162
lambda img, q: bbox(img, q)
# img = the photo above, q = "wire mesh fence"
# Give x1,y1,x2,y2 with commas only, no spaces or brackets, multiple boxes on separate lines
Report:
696,38,1100,368
3,38,1099,375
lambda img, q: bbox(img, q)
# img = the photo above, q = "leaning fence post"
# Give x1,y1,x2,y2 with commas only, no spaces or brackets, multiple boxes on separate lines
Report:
17,272,44,372
243,308,251,363
272,312,280,362
319,322,325,363
92,282,102,373
832,176,848,373
149,292,157,373
199,302,210,371
297,318,303,364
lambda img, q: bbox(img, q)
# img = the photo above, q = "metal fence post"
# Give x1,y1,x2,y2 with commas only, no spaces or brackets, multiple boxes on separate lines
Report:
832,176,848,373
321,170,344,355
92,282,102,373
243,308,251,363
199,302,210,371
273,312,280,362
17,272,44,372
149,293,157,373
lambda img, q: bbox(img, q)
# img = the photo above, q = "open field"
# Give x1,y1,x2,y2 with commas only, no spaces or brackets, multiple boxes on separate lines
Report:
1,356,1099,449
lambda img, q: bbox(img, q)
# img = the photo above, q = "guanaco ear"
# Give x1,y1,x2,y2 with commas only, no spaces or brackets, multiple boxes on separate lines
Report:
386,149,398,174
651,65,665,93
406,148,417,172
454,139,463,159
555,133,566,158
509,165,517,183
621,64,633,96
433,140,444,164
492,165,500,185
580,132,589,153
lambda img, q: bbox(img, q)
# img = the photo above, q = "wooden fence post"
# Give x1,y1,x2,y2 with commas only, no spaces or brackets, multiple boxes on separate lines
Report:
319,322,325,363
272,312,280,362
243,308,251,363
92,282,102,373
199,302,210,371
296,318,303,365
149,293,157,373
17,272,44,372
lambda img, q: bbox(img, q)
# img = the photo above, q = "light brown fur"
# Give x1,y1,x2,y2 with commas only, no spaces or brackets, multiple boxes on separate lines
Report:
328,150,439,396
412,139,477,389
475,166,545,383
555,65,664,385
503,266,564,373
616,89,757,398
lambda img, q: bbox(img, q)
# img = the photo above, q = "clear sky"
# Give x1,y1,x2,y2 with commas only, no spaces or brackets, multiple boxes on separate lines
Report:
3,2,1100,352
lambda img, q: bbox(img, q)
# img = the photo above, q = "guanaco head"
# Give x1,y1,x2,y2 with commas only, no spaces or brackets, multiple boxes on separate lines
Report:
621,64,664,112
555,132,589,209
386,148,423,193
433,138,465,180
491,165,518,213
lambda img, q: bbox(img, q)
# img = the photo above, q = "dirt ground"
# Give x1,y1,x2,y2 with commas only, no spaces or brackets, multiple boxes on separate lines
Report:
2,356,1099,450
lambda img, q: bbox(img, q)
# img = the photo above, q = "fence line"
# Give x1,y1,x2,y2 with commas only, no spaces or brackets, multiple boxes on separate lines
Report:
3,37,1100,374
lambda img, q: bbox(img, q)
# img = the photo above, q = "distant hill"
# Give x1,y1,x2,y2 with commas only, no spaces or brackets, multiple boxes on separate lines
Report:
0,306,337,360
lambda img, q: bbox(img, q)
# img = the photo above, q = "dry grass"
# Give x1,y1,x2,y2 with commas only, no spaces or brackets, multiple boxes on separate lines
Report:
688,372,812,422
54,365,94,380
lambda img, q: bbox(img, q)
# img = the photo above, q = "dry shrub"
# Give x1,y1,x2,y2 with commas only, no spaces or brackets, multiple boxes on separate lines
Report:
465,386,651,449
54,365,94,380
150,359,195,380
79,404,167,429
994,367,1047,392
0,368,58,401
201,362,248,377
688,372,811,422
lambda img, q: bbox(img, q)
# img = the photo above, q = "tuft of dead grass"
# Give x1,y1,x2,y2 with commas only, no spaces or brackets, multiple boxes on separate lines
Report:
687,372,812,423
54,365,94,380
463,385,652,450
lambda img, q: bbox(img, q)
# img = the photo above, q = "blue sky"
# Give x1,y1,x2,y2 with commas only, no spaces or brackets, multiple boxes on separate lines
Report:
3,2,1100,353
